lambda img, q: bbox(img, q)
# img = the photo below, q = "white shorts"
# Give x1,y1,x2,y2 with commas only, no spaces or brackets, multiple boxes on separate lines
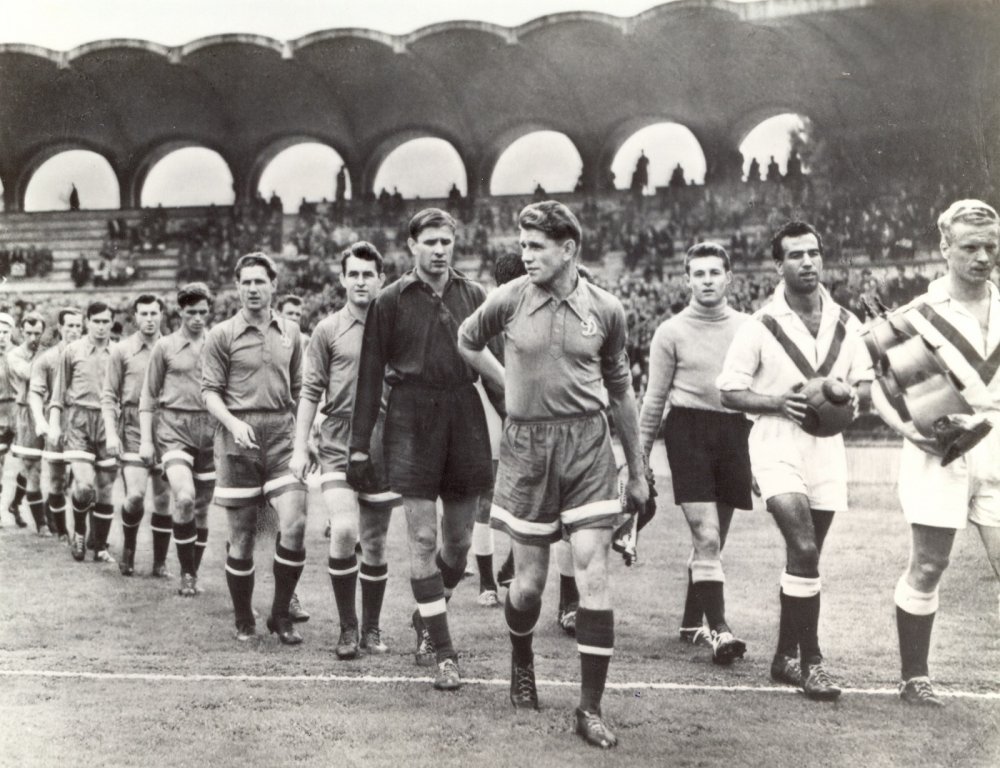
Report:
748,415,847,512
898,427,1000,529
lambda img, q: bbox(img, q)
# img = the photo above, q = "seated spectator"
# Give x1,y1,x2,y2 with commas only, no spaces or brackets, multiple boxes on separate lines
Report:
71,253,92,287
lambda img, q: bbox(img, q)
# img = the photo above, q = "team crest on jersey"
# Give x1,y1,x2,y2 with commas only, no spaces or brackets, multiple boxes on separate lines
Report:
581,316,598,337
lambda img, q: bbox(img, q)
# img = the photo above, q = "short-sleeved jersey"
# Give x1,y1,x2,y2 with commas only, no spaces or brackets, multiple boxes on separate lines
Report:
0,349,15,401
716,283,873,401
6,345,38,405
458,274,632,421
201,309,302,411
101,332,159,412
28,342,64,414
140,330,208,413
300,303,366,417
53,337,113,410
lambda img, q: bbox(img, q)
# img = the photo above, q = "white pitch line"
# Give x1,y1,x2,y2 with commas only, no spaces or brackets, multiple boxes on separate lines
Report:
1,669,998,701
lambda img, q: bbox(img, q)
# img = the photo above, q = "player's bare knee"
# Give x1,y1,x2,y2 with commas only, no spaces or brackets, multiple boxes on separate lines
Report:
408,525,438,560
73,484,96,506
912,555,949,587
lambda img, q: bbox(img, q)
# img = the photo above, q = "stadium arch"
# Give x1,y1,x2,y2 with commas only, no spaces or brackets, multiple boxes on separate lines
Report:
604,118,710,191
251,136,357,210
364,130,470,200
135,142,236,209
489,129,584,196
20,144,120,212
735,109,813,181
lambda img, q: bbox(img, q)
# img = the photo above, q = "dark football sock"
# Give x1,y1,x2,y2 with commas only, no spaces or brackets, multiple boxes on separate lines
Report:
559,574,580,608
477,554,497,591
577,608,614,713
897,607,935,680
693,580,728,634
72,495,91,538
776,590,798,659
797,593,822,667
27,491,45,530
193,528,209,573
359,562,388,631
48,493,67,535
121,504,143,550
173,520,197,575
150,513,173,565
272,543,306,620
328,554,359,629
681,567,703,628
505,592,541,666
225,555,255,626
10,473,27,512
412,573,454,661
436,551,466,593
92,503,114,548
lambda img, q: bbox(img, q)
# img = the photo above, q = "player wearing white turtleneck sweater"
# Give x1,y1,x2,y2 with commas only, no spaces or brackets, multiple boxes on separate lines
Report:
638,242,752,666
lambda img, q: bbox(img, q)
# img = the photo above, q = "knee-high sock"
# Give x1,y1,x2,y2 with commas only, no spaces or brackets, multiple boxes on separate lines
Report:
173,520,197,575
328,554,359,629
577,608,614,713
472,522,497,591
121,502,144,550
436,551,466,598
272,543,306,620
26,491,46,530
47,492,67,535
92,503,114,548
359,562,388,631
895,577,938,680
412,572,454,662
10,473,27,512
691,559,727,633
225,555,255,625
193,528,209,573
505,592,540,666
681,551,703,629
150,513,173,565
72,494,93,538
780,571,822,669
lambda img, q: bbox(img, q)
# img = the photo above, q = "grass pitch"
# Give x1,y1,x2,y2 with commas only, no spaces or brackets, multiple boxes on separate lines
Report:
0,457,998,767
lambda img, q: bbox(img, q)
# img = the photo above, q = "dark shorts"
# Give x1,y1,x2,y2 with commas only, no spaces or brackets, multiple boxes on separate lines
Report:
0,400,14,456
63,406,117,471
213,410,305,509
158,409,216,482
490,411,625,545
12,404,44,460
119,404,145,468
664,407,753,510
43,409,68,472
383,383,493,501
318,413,399,511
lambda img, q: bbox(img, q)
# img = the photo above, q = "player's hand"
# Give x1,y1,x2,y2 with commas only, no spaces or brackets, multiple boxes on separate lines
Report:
900,422,945,457
48,422,61,447
290,448,311,483
35,419,49,439
623,472,650,515
230,420,259,451
105,433,122,458
139,439,156,465
779,389,809,425
347,454,378,493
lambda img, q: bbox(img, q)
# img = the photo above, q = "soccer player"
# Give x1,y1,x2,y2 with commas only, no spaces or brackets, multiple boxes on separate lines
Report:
49,301,119,563
140,283,216,597
349,208,495,691
7,312,47,533
291,242,399,659
101,294,172,576
28,308,84,540
202,252,309,644
458,201,649,749
871,200,1000,707
638,242,752,664
0,313,20,526
717,220,872,700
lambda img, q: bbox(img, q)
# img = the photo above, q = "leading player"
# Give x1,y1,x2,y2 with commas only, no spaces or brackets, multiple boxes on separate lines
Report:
8,312,48,533
459,200,648,748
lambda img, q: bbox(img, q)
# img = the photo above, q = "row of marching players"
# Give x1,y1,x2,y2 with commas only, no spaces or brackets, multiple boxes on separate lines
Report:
2,198,999,749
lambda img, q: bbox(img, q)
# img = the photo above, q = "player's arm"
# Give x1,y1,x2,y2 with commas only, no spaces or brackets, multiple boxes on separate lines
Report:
457,287,509,393
291,330,328,481
602,304,648,507
138,344,165,464
7,348,32,382
870,382,943,456
100,346,124,456
48,347,71,442
717,320,808,424
349,294,393,460
202,329,257,449
28,359,50,438
638,322,676,461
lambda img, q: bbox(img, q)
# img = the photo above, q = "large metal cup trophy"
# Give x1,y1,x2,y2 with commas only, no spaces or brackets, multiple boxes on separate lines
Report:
861,296,991,466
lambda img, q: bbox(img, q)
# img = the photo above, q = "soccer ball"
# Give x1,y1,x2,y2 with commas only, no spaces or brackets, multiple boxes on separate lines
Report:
797,378,855,437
